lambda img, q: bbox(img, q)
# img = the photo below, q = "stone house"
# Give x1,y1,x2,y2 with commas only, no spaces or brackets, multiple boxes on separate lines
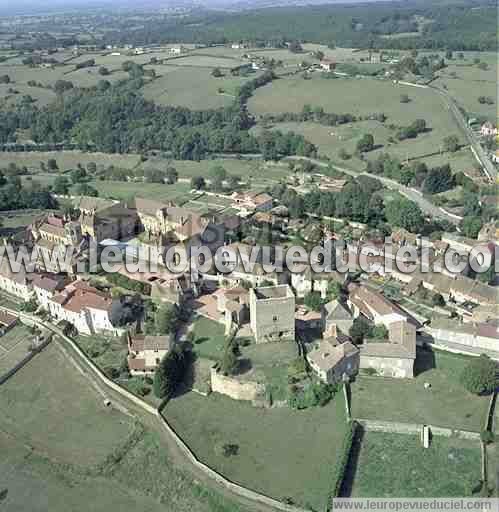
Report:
348,284,418,378
0,258,34,301
322,299,354,337
231,191,273,214
249,285,295,343
127,333,173,375
214,286,249,328
48,280,121,335
0,310,18,336
307,337,359,384
358,320,417,378
31,214,84,273
295,305,322,331
32,273,70,310
427,318,499,356
320,59,335,71
76,196,138,243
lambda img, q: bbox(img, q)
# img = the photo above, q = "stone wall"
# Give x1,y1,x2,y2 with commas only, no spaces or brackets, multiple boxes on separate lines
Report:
359,355,414,379
210,366,266,403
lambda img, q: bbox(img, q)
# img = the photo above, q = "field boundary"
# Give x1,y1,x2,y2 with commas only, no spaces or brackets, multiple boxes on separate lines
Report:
0,305,307,512
356,418,480,440
0,332,52,386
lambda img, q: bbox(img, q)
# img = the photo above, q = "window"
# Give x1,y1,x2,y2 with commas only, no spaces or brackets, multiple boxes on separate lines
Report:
272,315,278,322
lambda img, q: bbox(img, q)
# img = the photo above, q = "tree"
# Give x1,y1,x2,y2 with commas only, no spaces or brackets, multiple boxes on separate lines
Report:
288,41,303,53
209,164,227,191
70,167,87,184
357,133,374,153
326,280,342,301
98,66,110,76
385,198,423,233
153,345,187,399
338,148,350,160
422,164,454,194
431,293,445,307
400,94,410,103
304,291,323,312
47,158,58,171
460,216,483,239
371,325,388,340
211,67,223,77
53,176,70,195
443,135,460,153
74,183,98,196
0,75,10,84
349,317,372,344
165,166,178,184
460,354,497,395
220,341,238,376
53,79,73,95
191,176,206,190
477,266,496,285
155,303,179,335
445,50,453,60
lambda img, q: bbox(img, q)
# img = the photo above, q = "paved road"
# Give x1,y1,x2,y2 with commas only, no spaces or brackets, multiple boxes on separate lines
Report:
287,156,462,225
430,84,496,182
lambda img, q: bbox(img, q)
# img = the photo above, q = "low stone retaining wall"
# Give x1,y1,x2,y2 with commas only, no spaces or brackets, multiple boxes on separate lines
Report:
356,418,480,440
210,365,266,403
0,306,305,512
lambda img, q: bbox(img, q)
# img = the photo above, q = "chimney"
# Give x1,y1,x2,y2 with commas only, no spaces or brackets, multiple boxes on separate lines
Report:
326,323,337,338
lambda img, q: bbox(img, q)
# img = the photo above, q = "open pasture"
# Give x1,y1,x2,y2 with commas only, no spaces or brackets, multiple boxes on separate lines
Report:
0,342,135,467
350,348,489,432
164,390,349,510
141,66,258,109
347,432,481,497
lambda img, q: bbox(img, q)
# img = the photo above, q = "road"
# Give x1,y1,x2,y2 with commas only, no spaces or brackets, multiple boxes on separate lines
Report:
430,84,496,182
287,156,462,225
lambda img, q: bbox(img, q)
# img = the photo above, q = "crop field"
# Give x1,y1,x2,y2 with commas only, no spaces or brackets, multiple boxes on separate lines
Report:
350,348,489,432
347,432,481,497
142,66,259,109
164,390,349,510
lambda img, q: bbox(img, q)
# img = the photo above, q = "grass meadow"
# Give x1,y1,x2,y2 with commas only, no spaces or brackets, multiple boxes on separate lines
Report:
350,348,489,432
347,432,481,497
0,340,249,512
164,390,349,510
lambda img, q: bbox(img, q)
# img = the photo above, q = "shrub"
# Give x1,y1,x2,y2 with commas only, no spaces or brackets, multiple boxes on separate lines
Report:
460,354,498,395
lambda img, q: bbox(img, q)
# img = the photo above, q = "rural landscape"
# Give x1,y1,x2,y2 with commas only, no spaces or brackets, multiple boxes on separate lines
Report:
0,0,497,510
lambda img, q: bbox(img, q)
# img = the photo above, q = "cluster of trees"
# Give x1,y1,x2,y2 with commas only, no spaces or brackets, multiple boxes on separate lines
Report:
288,380,338,409
107,273,151,295
395,119,427,141
0,73,314,162
366,154,459,195
0,173,56,212
155,303,180,335
101,2,496,51
273,175,393,229
261,105,385,128
460,354,497,395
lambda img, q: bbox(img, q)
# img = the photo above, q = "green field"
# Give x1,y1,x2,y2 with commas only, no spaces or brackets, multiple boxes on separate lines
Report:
433,53,497,122
4,150,140,171
0,83,56,107
0,342,135,466
164,390,349,510
190,315,227,361
249,76,465,164
142,66,260,109
0,339,249,512
351,348,489,432
256,119,475,174
347,432,481,497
